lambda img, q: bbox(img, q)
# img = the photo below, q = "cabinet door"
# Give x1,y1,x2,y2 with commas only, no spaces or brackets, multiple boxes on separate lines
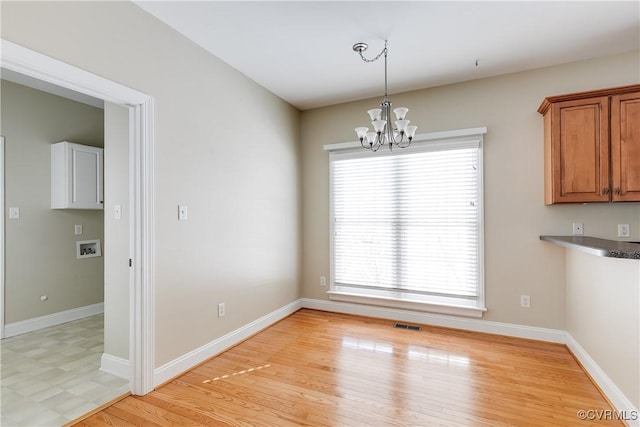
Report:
611,92,640,202
70,144,104,209
551,97,610,203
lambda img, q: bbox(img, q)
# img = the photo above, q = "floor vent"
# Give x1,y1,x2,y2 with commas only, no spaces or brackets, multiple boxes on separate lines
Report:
393,323,422,331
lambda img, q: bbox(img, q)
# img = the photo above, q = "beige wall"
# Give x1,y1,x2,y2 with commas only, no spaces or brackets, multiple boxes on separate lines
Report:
301,51,640,330
1,1,301,366
1,79,104,323
565,249,640,409
103,102,129,360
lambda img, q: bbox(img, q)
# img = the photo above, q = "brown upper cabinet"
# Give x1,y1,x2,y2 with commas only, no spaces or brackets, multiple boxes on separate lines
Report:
538,85,640,204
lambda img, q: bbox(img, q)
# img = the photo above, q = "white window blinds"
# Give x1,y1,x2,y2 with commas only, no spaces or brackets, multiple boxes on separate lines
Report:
330,139,483,310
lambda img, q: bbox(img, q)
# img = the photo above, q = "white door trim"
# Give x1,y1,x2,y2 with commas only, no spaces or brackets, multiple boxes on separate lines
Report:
0,39,155,395
0,136,4,339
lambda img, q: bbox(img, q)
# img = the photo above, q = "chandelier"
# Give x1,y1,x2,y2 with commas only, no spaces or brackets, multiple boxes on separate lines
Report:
353,40,417,151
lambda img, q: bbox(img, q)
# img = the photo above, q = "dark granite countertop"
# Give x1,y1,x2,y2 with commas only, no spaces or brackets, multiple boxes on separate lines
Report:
540,236,640,259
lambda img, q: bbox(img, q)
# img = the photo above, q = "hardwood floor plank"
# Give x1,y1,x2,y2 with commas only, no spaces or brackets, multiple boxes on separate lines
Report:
73,410,137,427
73,309,623,426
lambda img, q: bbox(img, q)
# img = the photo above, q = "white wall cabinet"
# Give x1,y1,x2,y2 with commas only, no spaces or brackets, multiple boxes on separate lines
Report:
51,141,104,210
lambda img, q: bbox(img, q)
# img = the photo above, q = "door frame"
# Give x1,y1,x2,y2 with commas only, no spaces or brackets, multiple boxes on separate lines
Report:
0,39,155,395
0,136,4,341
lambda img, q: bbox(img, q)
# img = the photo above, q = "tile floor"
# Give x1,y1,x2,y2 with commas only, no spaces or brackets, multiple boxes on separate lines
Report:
1,314,130,426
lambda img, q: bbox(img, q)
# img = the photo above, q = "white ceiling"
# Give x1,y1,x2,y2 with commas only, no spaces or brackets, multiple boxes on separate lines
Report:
136,1,639,110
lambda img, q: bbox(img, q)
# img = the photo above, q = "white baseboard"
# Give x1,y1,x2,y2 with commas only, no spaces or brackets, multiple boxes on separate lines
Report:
100,353,130,380
301,298,566,343
4,302,104,338
153,299,303,387
566,333,639,426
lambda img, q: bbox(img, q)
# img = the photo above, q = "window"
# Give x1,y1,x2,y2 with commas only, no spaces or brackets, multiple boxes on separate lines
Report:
327,129,486,318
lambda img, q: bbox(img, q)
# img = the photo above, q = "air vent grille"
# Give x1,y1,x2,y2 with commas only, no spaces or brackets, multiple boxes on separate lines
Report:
393,323,422,331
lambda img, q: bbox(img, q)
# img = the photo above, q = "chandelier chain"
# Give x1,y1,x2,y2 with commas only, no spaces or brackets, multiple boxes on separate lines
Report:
356,41,388,63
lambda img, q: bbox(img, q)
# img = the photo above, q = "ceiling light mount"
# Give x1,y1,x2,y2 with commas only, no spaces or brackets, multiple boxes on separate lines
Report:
352,40,417,151
352,42,368,53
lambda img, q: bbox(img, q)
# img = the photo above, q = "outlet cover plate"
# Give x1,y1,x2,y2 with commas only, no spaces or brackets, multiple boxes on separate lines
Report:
618,224,630,238
178,205,188,221
8,207,19,219
572,223,584,235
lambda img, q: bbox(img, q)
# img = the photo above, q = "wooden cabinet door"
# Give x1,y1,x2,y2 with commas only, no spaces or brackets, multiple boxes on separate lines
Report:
550,97,610,203
611,92,640,202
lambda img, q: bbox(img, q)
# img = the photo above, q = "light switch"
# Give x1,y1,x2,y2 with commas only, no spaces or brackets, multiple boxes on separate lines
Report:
114,204,122,220
178,205,188,221
74,224,83,235
9,207,19,219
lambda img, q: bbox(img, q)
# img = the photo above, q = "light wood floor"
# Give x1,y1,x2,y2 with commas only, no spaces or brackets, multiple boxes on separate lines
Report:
73,309,622,426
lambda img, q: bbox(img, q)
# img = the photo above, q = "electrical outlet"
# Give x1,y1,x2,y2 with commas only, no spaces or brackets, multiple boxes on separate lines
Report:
520,295,531,308
618,224,630,238
320,276,326,287
572,223,584,235
218,302,225,318
74,224,83,235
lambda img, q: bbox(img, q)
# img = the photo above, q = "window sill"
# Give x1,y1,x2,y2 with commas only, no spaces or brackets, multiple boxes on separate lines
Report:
327,290,487,318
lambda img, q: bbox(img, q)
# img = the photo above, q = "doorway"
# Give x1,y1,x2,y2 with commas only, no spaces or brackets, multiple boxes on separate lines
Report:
1,39,154,395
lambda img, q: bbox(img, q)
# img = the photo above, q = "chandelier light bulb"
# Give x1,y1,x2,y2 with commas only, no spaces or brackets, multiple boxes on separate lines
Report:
393,107,409,120
367,108,382,121
372,119,386,133
395,120,410,133
355,127,369,140
365,131,377,144
406,125,418,140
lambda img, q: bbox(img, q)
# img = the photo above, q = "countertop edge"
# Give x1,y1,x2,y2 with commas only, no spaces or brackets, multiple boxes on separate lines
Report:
540,236,640,260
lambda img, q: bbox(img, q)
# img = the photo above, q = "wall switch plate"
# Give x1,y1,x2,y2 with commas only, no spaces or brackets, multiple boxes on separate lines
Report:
74,224,83,235
520,295,531,308
572,222,584,235
618,224,630,238
8,207,19,219
178,205,188,221
114,204,122,220
218,302,225,318
320,276,326,287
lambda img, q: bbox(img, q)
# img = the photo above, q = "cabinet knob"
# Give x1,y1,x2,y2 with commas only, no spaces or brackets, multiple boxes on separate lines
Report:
615,187,622,195
603,187,611,195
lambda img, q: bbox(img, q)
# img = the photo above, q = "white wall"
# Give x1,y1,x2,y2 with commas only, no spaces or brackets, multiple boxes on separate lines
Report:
565,249,640,410
103,102,130,360
301,51,640,330
0,1,301,366
1,79,104,323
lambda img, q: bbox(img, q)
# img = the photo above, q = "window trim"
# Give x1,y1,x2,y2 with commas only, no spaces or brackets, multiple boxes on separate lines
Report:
326,127,487,318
